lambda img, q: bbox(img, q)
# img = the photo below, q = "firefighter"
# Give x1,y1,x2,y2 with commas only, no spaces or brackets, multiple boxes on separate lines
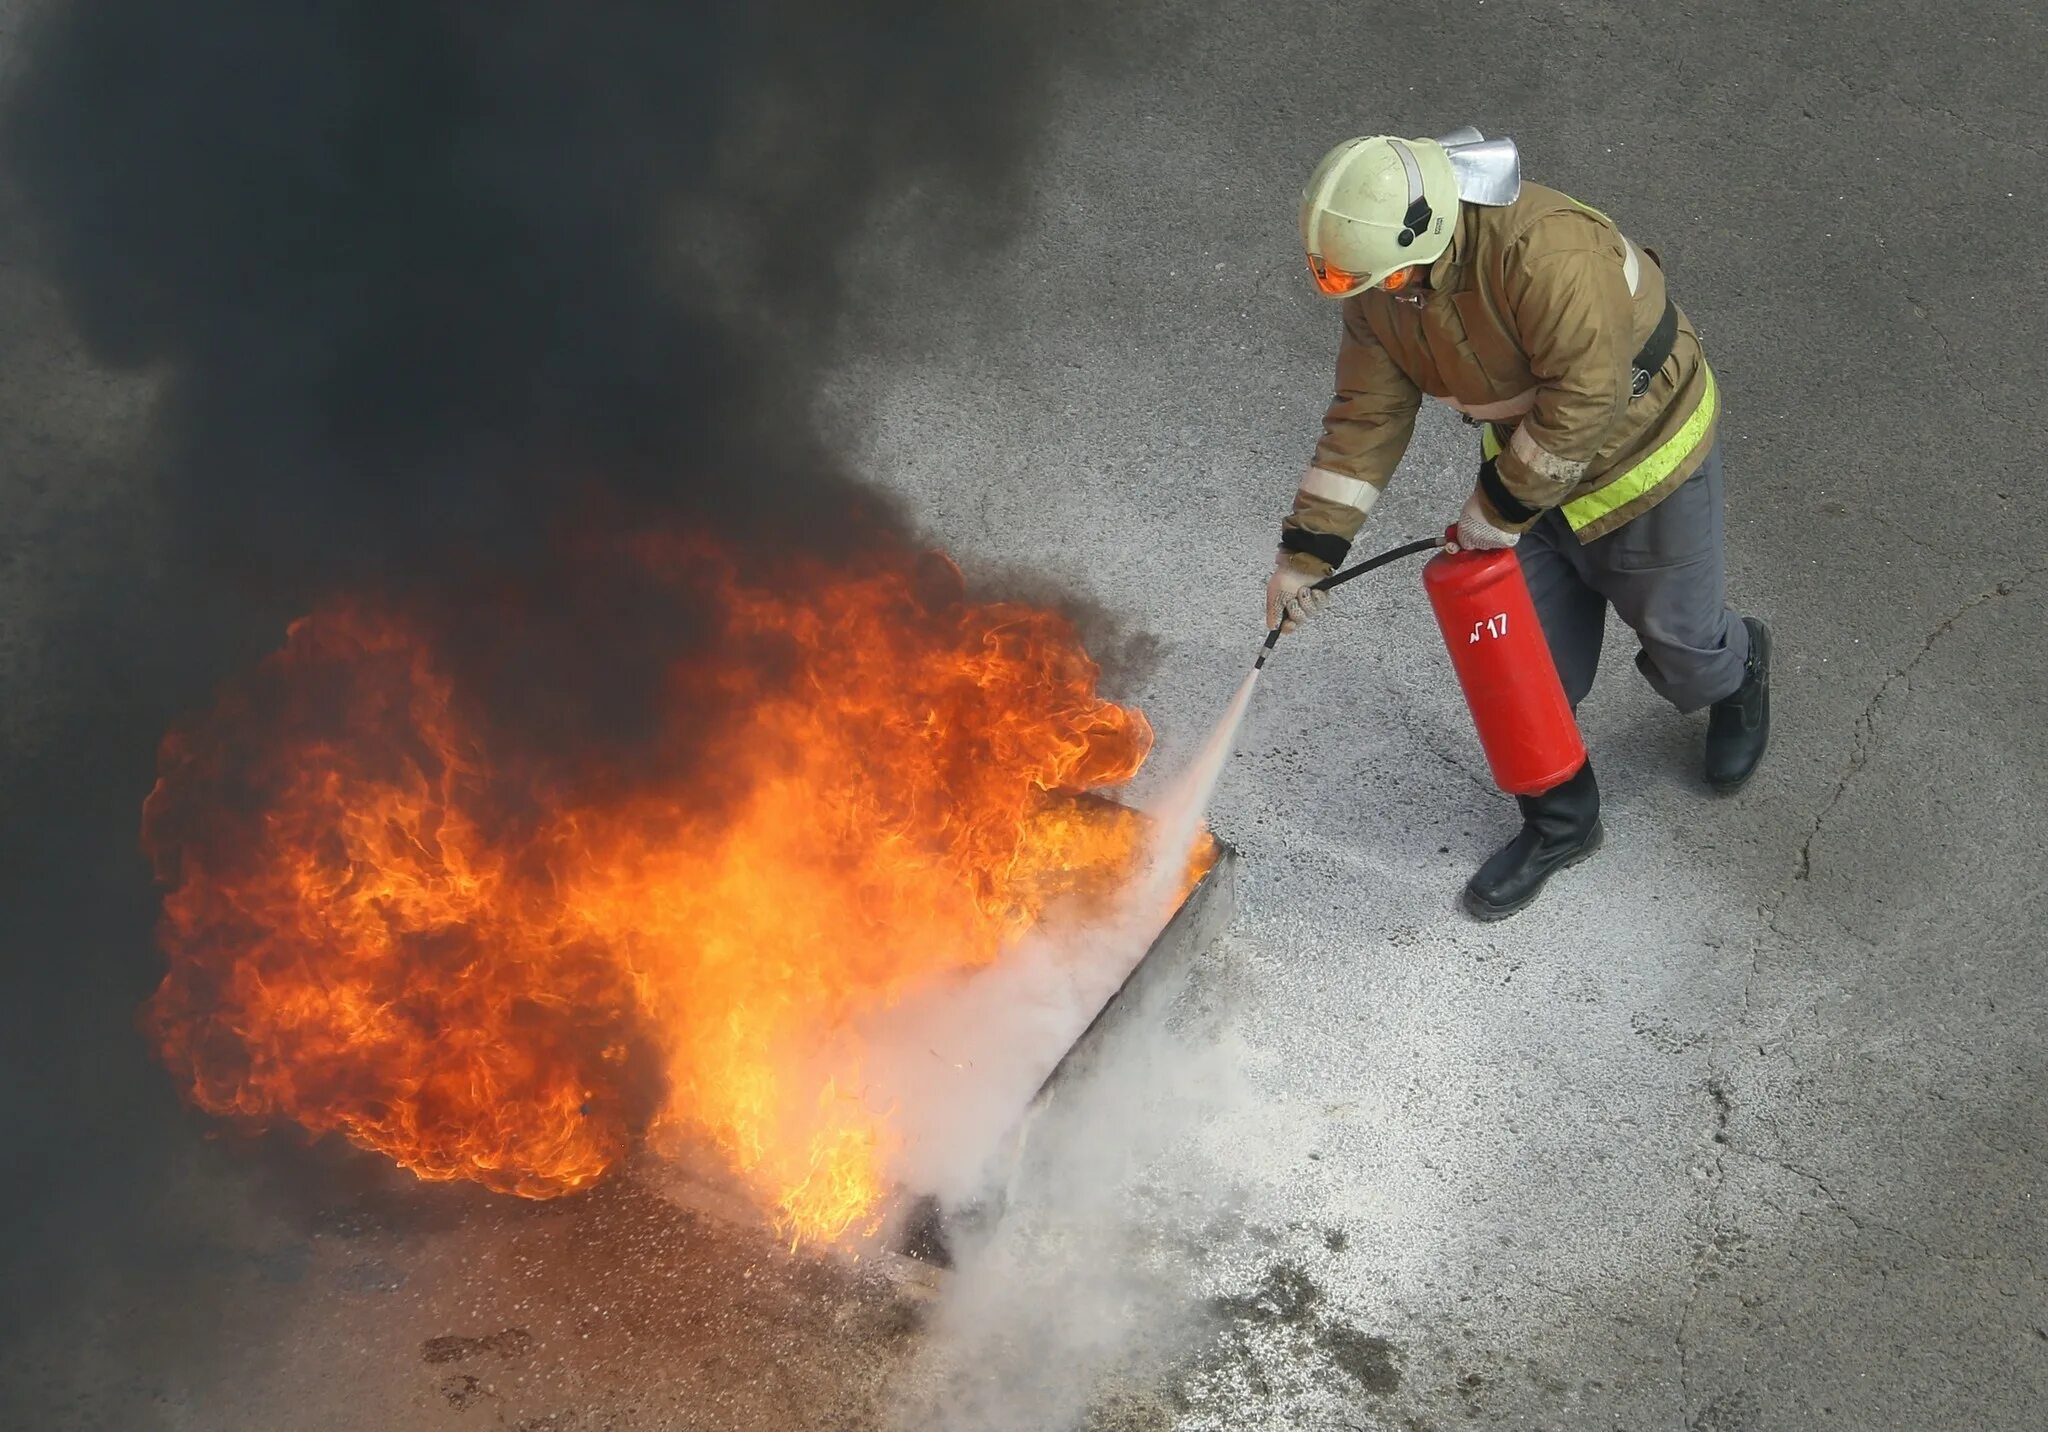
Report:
1267,129,1769,920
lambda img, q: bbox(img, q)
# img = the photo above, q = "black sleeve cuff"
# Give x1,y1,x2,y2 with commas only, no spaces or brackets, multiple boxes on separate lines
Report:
1280,526,1352,568
1477,457,1541,525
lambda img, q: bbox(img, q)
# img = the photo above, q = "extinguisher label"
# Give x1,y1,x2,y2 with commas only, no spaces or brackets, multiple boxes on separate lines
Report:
1469,612,1510,643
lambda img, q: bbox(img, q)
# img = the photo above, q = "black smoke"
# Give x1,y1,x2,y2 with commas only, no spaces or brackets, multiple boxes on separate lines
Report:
5,0,1078,578
0,0,1098,1339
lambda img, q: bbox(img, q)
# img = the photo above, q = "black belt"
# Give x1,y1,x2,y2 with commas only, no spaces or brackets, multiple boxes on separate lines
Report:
1630,298,1679,399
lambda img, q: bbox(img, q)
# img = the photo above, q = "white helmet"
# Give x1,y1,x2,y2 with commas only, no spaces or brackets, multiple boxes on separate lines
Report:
1300,129,1520,298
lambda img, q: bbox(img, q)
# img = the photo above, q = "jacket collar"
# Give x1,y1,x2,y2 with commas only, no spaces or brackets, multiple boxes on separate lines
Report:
1427,203,1476,291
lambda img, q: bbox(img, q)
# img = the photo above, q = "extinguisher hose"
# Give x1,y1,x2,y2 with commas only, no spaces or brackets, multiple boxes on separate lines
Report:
1255,535,1442,670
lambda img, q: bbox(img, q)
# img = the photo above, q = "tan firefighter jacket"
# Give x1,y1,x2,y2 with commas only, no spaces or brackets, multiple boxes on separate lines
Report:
1280,182,1718,567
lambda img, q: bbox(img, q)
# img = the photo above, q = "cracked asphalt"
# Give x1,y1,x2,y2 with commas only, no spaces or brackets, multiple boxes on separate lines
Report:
3,1,2043,1430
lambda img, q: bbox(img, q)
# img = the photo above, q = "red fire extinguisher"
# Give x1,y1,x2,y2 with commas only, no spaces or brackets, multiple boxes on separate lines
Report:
1256,532,1587,798
1422,530,1585,796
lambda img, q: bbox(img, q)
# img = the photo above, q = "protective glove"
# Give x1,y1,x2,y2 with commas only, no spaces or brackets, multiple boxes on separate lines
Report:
1445,489,1521,554
1265,549,1333,632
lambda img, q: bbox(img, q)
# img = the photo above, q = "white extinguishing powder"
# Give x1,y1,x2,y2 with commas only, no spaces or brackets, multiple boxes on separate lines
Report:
1133,665,1259,912
843,665,1260,1208
882,670,1267,1432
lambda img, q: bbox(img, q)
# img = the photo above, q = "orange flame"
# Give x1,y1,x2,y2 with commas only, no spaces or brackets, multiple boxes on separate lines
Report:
142,545,1177,1239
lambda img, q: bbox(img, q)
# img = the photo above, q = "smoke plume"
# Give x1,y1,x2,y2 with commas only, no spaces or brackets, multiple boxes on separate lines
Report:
5,0,1082,579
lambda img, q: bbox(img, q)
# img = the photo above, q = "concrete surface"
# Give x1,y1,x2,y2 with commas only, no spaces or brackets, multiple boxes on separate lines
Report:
4,1,2045,1430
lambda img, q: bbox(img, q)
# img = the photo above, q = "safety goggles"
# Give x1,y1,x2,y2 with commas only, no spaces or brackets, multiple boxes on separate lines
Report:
1307,254,1421,297
1306,253,1362,296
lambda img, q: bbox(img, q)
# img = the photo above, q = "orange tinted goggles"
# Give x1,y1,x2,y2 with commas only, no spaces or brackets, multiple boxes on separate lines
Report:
1306,253,1360,296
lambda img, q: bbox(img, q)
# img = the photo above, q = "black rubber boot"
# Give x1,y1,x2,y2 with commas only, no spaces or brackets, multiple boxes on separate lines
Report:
1704,616,1771,792
1461,761,1604,923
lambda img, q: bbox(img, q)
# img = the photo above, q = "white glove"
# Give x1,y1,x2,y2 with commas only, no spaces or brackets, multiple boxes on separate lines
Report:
1446,491,1521,553
1265,550,1332,632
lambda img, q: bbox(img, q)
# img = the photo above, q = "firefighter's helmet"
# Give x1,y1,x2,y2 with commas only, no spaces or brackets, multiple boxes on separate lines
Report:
1299,136,1459,298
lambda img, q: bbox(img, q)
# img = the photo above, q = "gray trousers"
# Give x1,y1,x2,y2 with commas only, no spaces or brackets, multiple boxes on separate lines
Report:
1516,441,1747,714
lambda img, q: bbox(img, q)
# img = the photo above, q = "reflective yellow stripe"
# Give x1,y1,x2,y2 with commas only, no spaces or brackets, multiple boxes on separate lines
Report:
1480,422,1503,461
1561,364,1718,532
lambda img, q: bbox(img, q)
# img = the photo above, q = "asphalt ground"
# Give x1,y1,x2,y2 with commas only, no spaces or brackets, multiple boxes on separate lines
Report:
3,2,2044,1429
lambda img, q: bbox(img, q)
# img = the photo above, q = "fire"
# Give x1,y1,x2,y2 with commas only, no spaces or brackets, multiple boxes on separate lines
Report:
142,542,1187,1239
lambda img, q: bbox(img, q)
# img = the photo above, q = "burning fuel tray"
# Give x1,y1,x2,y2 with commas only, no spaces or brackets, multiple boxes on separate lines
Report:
896,832,1237,1268
1031,835,1236,1104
